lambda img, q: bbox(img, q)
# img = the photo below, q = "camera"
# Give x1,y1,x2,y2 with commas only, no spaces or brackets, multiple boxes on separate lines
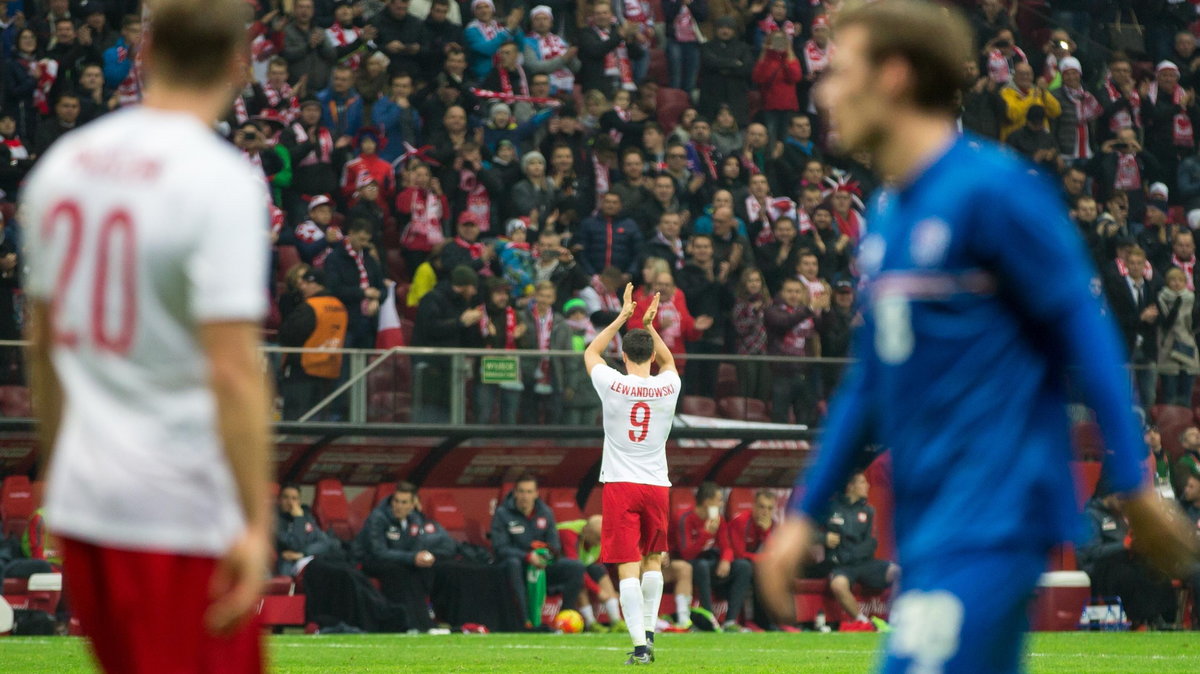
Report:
1057,40,1070,50
994,39,1011,48
1113,142,1129,152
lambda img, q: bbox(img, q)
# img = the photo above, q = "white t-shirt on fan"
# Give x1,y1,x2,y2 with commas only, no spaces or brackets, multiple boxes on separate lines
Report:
23,107,270,556
590,365,680,486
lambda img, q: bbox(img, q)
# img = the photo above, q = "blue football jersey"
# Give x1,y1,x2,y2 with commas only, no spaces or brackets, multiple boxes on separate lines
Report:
794,134,1146,566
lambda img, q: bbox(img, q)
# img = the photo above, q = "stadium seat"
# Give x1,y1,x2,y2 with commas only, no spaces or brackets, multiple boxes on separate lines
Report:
422,488,494,546
275,245,301,284
1069,421,1104,461
656,88,691,133
348,485,381,534
746,90,762,121
420,489,468,541
716,364,740,399
385,248,407,283
30,480,44,509
680,395,717,417
545,488,584,524
312,479,354,542
0,386,32,418
647,49,668,86
1,475,34,539
1153,405,1195,460
725,487,756,518
717,396,770,423
582,485,603,516
669,487,695,526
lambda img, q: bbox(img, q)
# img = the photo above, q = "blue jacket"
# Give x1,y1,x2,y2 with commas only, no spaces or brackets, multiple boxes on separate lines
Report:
353,501,457,566
372,98,422,163
575,213,643,276
464,22,514,81
317,87,364,139
102,38,133,89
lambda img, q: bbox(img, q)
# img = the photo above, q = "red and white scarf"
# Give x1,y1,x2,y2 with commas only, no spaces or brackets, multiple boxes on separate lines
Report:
27,58,58,116
399,187,445,252
468,19,501,41
455,235,484,260
265,81,300,124
987,45,1027,84
1103,76,1141,132
1175,255,1196,291
596,24,635,91
1147,81,1195,148
532,305,553,385
654,232,685,269
343,237,374,315
482,305,518,349
834,208,864,244
1116,256,1154,281
496,65,529,97
1064,85,1102,159
758,17,796,39
459,170,492,231
3,137,29,160
589,275,622,356
1114,152,1142,191
780,303,814,352
327,23,363,70
115,47,142,108
592,154,611,197
291,123,334,167
673,4,700,42
802,40,831,77
532,31,574,93
234,95,250,125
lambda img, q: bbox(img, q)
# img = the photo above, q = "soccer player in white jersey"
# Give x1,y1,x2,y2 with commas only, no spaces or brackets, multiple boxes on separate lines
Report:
585,284,681,665
22,1,273,671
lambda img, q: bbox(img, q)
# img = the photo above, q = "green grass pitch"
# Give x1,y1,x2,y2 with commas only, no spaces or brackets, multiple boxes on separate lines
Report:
3,632,1200,672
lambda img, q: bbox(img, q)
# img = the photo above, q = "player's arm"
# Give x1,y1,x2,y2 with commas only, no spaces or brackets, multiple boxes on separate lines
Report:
978,173,1199,575
584,282,636,374
640,292,677,373
26,301,62,478
200,321,273,634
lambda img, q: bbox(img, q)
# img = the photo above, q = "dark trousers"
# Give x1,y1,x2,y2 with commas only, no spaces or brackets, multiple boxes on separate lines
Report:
685,342,721,397
302,557,408,632
362,559,437,631
691,557,753,623
499,557,585,625
1088,555,1176,625
771,369,816,425
281,369,335,420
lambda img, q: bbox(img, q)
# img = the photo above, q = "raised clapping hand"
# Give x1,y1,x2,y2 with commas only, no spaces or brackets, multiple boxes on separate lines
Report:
619,283,637,322
643,291,662,325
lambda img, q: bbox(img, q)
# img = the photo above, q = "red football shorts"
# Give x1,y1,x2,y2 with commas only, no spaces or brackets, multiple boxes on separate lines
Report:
600,482,670,564
61,537,263,674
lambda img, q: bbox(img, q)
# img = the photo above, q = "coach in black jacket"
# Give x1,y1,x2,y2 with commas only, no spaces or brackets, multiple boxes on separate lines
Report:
824,473,898,624
490,474,584,626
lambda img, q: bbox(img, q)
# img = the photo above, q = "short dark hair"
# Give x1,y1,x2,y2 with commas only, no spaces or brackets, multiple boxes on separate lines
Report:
515,472,539,487
622,329,655,364
280,483,302,495
754,488,777,503
347,219,373,235
394,481,418,498
835,0,972,113
695,481,721,505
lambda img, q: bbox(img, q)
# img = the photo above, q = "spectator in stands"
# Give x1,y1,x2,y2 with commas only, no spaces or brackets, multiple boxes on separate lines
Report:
662,0,706,94
699,17,753,125
443,214,496,276
469,276,530,424
824,473,898,630
47,16,95,92
325,219,386,349
676,482,753,631
1079,479,1177,630
263,57,301,125
1092,129,1160,215
101,14,142,104
557,515,624,631
521,280,560,423
326,1,372,69
1051,57,1100,166
418,0,463,76
579,1,642,97
532,229,589,308
373,0,428,78
736,173,777,244
464,0,521,81
795,249,832,313
632,270,711,361
512,151,559,230
357,54,392,118
396,161,450,272
32,92,79,156
284,0,336,91
76,62,116,124
960,59,1007,139
999,62,1060,142
643,211,686,272
576,192,643,277
732,267,771,403
1156,267,1199,407
317,64,363,142
708,107,742,160
356,481,457,632
1145,425,1172,491
1175,427,1200,497
0,207,19,383
609,148,654,227
279,268,349,420
1006,104,1061,173
481,40,529,100
80,2,117,53
491,474,586,629
1143,61,1198,198
553,298,602,425
752,30,801,146
818,279,861,393
283,98,340,223
754,216,799,295
294,195,341,264
810,205,852,281
413,265,481,421
677,234,733,396
765,277,817,425
1096,55,1141,146
522,6,580,97
1104,245,1161,408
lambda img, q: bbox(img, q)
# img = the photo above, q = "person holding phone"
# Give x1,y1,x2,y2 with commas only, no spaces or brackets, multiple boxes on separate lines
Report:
752,28,802,146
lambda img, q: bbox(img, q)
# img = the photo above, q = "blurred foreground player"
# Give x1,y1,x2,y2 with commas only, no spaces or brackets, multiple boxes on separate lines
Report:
585,285,681,664
23,1,273,671
757,2,1200,672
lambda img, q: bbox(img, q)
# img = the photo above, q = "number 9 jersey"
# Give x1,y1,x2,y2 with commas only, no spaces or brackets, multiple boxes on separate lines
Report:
591,365,681,486
21,107,270,556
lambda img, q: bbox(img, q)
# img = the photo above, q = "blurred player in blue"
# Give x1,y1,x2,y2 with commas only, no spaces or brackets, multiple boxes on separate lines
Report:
757,2,1199,672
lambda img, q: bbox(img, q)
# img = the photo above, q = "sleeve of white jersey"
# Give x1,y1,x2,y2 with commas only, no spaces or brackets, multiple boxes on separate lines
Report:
187,160,270,323
20,160,54,302
590,364,618,398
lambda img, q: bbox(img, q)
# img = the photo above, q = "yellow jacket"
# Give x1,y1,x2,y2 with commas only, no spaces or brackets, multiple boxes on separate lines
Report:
1000,85,1062,141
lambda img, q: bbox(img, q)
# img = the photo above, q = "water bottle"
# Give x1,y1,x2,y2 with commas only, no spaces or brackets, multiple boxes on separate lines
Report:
815,611,830,633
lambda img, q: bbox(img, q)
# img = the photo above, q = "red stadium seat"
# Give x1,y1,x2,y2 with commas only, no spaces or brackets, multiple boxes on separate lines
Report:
680,395,717,417
312,479,353,542
1069,421,1104,461
583,485,603,516
647,49,668,86
716,364,740,399
656,88,691,134
420,488,468,540
746,90,762,122
276,245,302,284
349,484,383,534
385,248,407,282
30,480,44,509
545,488,585,524
725,487,756,519
1169,206,1186,225
669,487,696,534
0,386,32,418
717,396,770,423
1,475,34,539
422,488,495,546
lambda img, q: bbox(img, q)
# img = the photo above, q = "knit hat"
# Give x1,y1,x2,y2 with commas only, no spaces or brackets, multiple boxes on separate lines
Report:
1157,60,1181,74
308,194,333,212
506,217,529,235
1059,57,1082,74
490,102,512,119
530,5,552,19
563,298,587,315
450,265,479,287
471,0,494,10
521,151,546,172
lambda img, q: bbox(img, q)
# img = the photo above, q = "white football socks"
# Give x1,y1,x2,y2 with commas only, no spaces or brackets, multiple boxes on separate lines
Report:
619,578,646,647
579,604,596,626
640,571,664,633
605,597,622,624
675,593,691,624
